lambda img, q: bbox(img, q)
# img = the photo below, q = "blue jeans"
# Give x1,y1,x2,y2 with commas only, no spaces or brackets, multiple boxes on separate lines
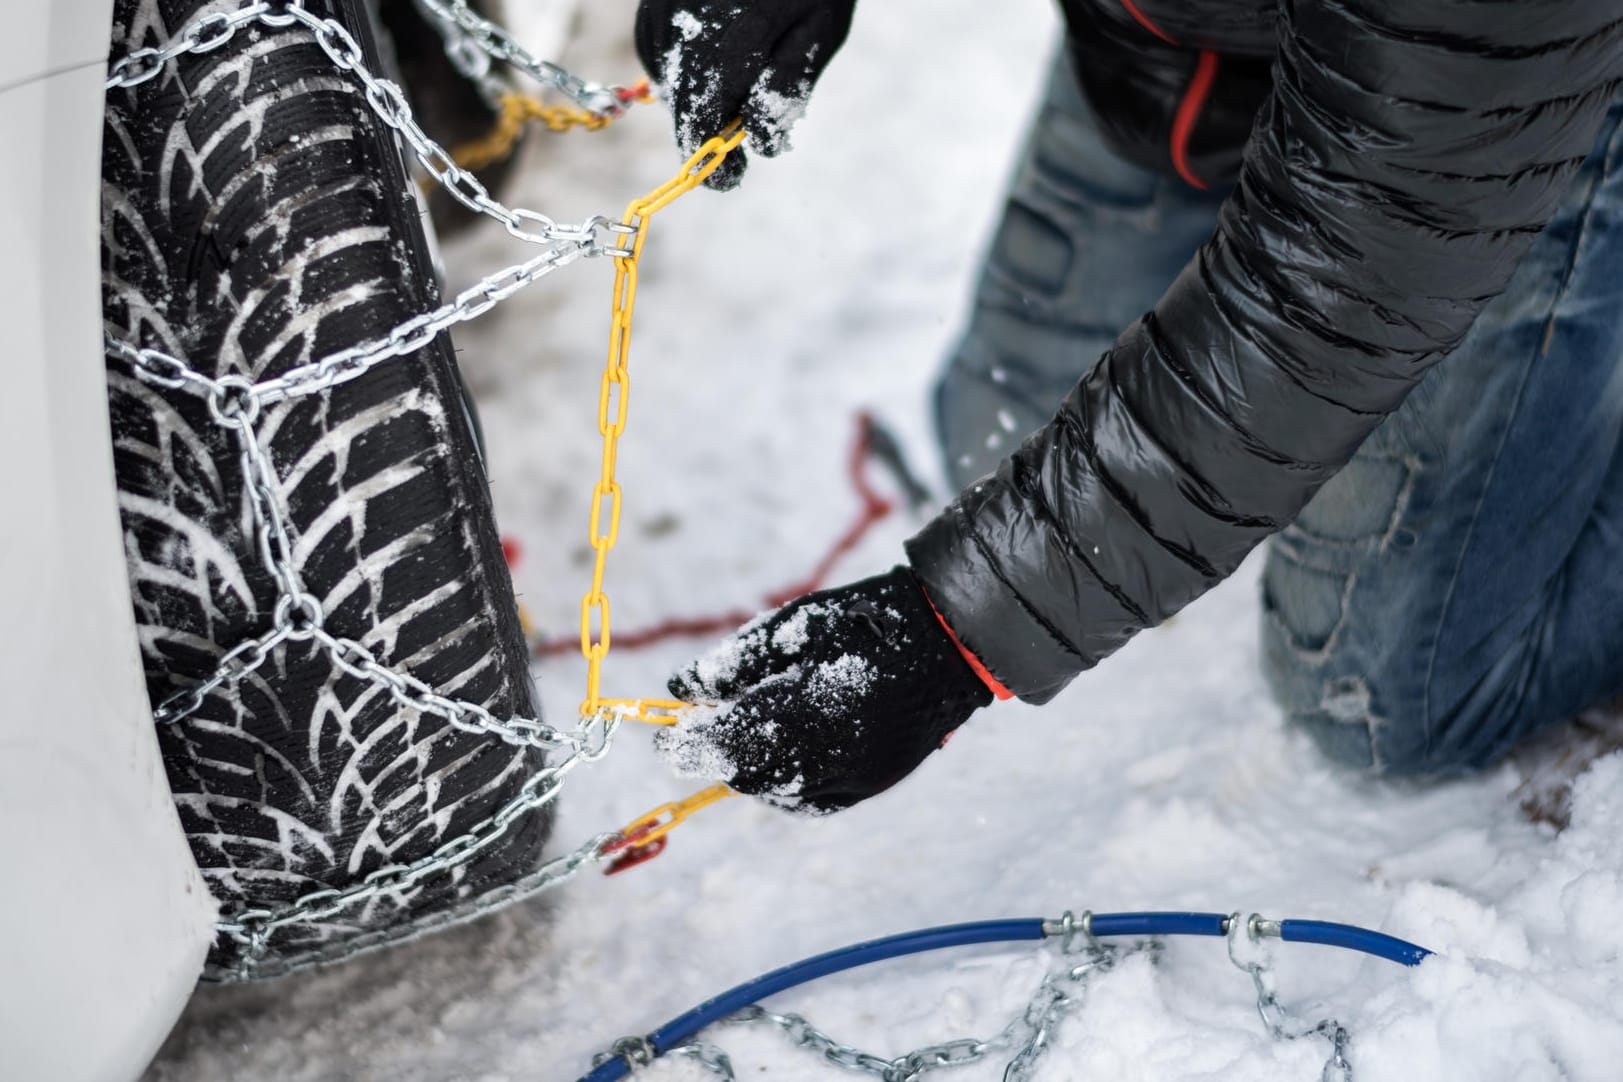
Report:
935,45,1623,773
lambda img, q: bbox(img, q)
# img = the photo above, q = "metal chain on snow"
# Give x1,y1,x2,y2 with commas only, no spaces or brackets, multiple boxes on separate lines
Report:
103,0,734,973
721,944,1126,1082
658,913,1358,1082
1227,914,1354,1082
667,1041,739,1079
640,912,1126,1082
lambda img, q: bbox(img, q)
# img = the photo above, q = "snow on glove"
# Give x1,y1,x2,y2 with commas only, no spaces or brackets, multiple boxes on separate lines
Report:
657,566,994,814
634,0,857,191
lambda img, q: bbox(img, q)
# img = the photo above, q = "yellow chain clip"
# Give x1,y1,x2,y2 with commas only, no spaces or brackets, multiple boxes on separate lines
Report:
582,124,747,720
609,782,735,852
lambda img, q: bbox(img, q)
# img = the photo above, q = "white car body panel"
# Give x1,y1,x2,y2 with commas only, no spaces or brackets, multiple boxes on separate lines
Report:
0,3,216,1080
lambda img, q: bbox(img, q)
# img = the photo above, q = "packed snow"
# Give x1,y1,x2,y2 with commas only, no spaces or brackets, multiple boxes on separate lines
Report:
145,0,1623,1079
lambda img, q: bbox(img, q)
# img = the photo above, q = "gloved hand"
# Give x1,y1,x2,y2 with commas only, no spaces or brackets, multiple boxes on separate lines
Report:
657,566,995,814
634,0,858,191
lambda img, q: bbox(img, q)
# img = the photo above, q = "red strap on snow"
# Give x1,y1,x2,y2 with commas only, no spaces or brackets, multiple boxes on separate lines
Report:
924,593,1015,702
764,412,895,607
529,412,896,657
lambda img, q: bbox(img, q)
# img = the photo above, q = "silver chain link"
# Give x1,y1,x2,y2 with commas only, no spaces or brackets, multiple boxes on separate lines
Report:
104,2,639,250
116,338,603,755
640,912,1361,1082
669,1041,739,1080
149,622,294,725
652,914,1132,1082
103,0,645,973
410,0,508,108
412,0,634,116
1228,914,1355,1082
104,1,277,88
219,712,619,971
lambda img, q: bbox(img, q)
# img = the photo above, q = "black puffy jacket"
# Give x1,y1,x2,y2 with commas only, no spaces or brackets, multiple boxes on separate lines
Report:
906,0,1623,703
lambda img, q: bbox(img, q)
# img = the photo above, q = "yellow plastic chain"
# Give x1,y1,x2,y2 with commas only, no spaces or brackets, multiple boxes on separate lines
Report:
449,84,652,173
585,125,750,842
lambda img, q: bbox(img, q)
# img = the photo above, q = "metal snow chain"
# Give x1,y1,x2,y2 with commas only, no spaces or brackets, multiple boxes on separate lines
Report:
411,0,508,108
111,236,617,415
283,2,618,245
106,335,600,762
669,913,1135,1082
103,0,278,87
103,0,746,970
218,712,620,976
212,710,616,940
111,0,742,840
667,1041,738,1079
1227,914,1354,1082
105,3,640,251
413,0,640,117
648,912,1360,1082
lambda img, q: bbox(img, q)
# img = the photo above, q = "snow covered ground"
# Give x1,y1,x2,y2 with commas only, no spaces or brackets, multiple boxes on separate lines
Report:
145,1,1623,1079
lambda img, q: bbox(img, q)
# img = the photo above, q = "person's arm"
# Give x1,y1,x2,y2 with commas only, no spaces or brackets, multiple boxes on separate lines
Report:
909,0,1623,703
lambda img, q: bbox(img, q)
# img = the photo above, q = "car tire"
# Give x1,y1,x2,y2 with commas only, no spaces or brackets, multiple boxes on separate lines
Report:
101,0,550,979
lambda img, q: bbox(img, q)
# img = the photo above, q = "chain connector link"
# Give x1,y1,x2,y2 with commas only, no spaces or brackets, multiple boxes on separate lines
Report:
272,591,325,640
599,783,735,874
590,1035,658,1071
206,375,261,427
259,0,304,29
592,697,687,725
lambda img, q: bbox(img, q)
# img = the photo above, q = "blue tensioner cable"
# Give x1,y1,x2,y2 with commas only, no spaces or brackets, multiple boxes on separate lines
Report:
577,911,1431,1082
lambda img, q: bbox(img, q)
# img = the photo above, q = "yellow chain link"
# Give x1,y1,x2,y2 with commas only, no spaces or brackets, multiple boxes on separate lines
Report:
449,84,652,173
582,122,748,735
609,782,736,853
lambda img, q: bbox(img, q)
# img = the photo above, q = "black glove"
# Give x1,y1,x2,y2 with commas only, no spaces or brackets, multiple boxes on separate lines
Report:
657,566,994,814
634,0,858,191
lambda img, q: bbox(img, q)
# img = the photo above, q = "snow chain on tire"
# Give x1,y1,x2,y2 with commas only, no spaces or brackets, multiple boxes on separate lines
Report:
101,0,547,979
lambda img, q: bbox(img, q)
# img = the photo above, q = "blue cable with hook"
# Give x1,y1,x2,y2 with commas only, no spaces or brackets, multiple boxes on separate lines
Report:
577,911,1430,1082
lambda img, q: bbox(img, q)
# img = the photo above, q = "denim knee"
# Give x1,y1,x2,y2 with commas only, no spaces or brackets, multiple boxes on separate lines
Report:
1257,453,1448,776
1259,580,1453,776
1260,539,1541,778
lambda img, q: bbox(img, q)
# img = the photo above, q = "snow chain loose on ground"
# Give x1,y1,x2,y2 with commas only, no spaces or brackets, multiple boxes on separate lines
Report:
103,4,1422,1078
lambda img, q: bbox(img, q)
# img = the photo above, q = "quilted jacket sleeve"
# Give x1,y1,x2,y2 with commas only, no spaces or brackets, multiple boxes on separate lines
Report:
906,0,1623,703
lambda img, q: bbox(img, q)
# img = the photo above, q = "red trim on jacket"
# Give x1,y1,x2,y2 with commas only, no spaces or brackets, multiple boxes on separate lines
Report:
1171,50,1219,190
1116,3,1216,191
924,592,1015,701
1118,0,1179,44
